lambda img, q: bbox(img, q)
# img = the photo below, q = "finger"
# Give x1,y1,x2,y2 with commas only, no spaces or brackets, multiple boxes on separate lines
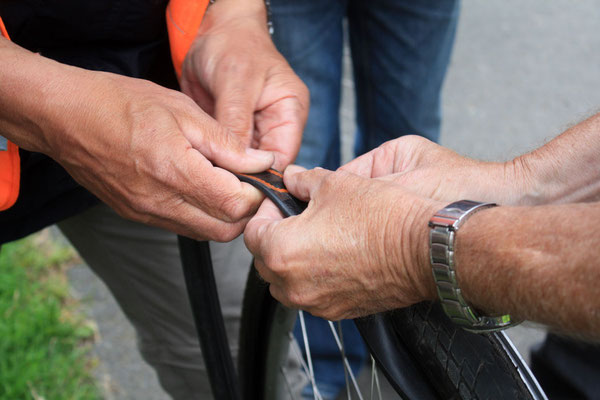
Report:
244,199,282,256
213,67,264,142
182,109,274,173
254,197,285,221
139,198,249,242
283,166,330,202
252,258,281,287
254,97,307,170
174,144,266,222
339,141,399,178
269,284,294,310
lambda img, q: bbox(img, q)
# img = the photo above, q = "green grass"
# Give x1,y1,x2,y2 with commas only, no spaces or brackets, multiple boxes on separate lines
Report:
0,231,100,400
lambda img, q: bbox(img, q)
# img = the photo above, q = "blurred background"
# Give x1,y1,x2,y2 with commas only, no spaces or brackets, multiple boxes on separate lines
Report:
1,0,598,399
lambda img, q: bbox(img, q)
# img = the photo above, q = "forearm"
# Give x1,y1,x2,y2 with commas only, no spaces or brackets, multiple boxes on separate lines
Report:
515,112,600,205
0,38,89,155
453,201,600,338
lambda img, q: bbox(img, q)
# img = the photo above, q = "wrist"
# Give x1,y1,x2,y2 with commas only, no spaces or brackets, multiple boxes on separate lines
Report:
37,67,107,160
429,201,519,331
385,189,440,304
503,155,545,206
203,0,267,30
414,199,443,301
0,44,80,155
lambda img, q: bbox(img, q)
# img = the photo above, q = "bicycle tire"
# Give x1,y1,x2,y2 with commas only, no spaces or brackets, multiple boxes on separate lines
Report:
239,267,546,400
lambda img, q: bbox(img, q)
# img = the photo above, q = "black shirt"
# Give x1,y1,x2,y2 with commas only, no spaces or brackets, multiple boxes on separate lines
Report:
0,0,179,243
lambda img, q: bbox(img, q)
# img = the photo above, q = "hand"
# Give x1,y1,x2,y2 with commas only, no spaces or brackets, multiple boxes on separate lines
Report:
42,69,276,241
244,166,439,320
180,0,309,170
340,135,532,206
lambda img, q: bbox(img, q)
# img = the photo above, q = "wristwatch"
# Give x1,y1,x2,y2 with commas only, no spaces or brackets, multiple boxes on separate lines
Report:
428,200,520,332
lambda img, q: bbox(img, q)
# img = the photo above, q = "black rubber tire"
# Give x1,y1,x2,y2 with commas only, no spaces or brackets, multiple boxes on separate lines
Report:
239,267,278,399
239,268,541,400
389,302,535,399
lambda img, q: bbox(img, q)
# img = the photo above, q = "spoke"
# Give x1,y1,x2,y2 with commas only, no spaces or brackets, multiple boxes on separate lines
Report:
370,356,383,400
299,311,324,400
337,321,352,400
288,334,318,397
288,334,324,400
327,321,364,400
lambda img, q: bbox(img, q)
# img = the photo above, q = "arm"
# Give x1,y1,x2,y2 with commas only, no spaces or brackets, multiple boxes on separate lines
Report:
453,201,600,339
515,112,600,204
340,112,600,206
180,0,309,170
245,167,600,338
245,137,600,338
0,37,273,241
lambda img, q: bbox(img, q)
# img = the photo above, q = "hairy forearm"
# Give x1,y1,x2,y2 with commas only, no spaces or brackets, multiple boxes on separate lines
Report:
515,112,600,205
454,201,600,338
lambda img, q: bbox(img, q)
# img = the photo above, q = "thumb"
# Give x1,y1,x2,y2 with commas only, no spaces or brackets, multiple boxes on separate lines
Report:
338,150,377,177
185,114,274,173
283,165,331,202
244,199,282,258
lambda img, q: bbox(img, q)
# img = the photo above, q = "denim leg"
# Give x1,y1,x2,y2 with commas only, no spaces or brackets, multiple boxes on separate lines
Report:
270,0,346,170
348,0,460,154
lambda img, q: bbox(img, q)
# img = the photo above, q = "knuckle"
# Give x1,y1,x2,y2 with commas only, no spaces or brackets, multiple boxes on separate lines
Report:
263,250,286,273
217,192,252,222
320,306,341,322
213,225,242,242
403,134,429,149
287,290,307,308
218,52,253,75
319,171,339,193
221,104,253,134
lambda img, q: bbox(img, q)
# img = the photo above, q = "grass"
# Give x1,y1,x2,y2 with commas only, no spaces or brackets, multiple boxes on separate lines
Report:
0,230,100,400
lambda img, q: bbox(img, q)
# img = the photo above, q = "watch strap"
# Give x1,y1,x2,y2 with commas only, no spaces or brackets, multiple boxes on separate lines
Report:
429,200,520,332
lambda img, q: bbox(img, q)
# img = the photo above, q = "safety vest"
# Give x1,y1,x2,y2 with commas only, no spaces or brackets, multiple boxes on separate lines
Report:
0,16,20,212
0,0,208,212
166,0,210,78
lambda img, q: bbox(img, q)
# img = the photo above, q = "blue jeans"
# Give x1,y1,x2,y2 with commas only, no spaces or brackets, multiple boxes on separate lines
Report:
270,0,459,398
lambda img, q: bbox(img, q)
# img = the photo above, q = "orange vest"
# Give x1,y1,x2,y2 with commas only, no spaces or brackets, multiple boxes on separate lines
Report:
0,16,20,212
166,0,210,78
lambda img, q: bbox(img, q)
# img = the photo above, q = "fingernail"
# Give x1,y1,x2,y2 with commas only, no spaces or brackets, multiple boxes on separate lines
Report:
245,148,274,164
285,164,306,176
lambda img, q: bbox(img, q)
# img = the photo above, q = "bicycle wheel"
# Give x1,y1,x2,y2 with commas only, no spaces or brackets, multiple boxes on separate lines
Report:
238,267,547,400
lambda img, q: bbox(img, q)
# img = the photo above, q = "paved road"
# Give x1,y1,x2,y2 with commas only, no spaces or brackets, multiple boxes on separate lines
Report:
68,1,600,398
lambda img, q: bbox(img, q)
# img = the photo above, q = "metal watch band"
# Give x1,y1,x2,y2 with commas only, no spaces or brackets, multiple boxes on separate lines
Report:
429,200,520,332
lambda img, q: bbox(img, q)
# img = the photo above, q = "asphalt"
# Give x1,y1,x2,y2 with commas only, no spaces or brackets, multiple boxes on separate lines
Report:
67,1,600,398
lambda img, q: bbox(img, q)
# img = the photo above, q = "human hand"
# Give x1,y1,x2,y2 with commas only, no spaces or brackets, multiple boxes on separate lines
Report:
41,68,276,241
180,0,309,170
340,136,533,206
244,166,439,320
